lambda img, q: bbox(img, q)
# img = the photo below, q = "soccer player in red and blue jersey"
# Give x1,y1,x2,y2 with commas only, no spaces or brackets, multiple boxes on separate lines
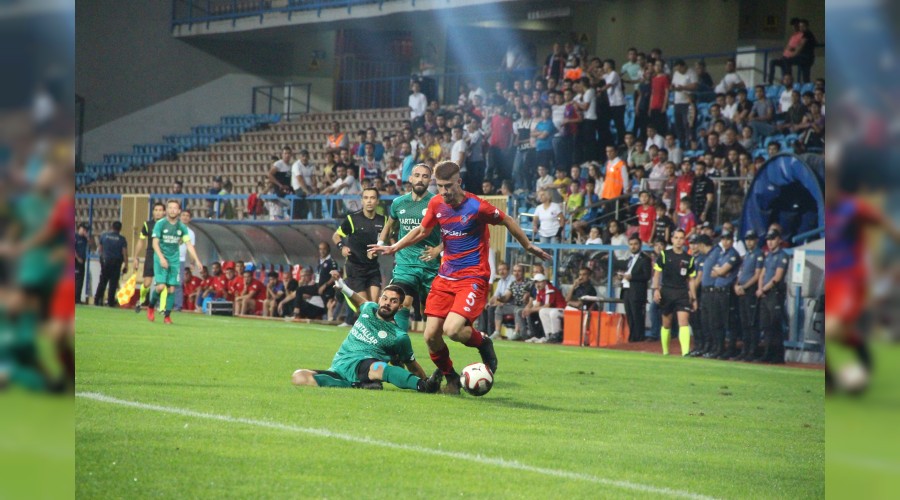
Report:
371,161,551,393
825,155,900,393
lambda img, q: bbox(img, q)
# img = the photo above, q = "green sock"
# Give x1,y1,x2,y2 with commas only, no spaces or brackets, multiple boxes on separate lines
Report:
149,288,159,307
159,288,168,312
661,327,671,356
312,373,353,388
679,326,691,356
164,289,174,314
381,364,421,390
394,308,411,333
11,365,45,391
139,285,149,304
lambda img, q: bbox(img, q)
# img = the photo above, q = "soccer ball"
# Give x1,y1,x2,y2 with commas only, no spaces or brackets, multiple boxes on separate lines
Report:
837,362,870,395
460,363,493,397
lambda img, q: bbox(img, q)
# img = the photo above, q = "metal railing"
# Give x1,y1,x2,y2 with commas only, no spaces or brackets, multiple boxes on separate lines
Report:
252,83,311,121
171,0,394,30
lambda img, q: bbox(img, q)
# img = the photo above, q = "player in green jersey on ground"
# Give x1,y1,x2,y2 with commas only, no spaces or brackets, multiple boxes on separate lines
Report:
377,163,442,332
148,200,202,324
290,270,442,392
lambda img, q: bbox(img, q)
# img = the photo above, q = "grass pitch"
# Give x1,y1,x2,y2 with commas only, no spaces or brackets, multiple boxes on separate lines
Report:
75,306,823,498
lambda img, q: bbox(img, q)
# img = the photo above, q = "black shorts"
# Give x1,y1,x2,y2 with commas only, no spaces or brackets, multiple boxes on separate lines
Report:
660,287,692,315
143,250,155,278
345,265,381,293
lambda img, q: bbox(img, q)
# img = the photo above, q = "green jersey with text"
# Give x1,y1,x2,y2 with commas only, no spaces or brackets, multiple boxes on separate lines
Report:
329,302,415,382
151,218,191,263
389,192,440,270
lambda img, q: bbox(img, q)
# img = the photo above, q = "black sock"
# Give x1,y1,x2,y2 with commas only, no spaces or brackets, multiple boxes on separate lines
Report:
855,343,873,371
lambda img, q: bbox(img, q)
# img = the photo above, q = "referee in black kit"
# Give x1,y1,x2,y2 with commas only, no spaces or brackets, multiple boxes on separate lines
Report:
652,228,697,356
331,187,384,326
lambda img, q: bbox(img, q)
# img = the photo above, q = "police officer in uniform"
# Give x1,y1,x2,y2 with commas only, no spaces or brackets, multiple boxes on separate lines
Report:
692,235,718,357
734,231,764,360
709,231,741,359
652,229,697,356
94,221,128,307
756,230,790,363
332,187,385,326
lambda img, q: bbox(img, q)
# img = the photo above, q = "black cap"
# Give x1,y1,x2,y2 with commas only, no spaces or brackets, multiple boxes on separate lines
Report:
765,229,782,240
744,229,758,240
299,149,309,156
688,234,698,243
696,234,713,246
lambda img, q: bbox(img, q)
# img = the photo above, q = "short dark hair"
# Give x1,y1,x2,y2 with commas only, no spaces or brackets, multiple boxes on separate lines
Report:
412,163,433,174
628,234,643,244
152,201,165,210
362,187,380,197
382,284,406,304
182,209,192,217
434,160,460,180
166,198,181,208
111,221,123,231
282,145,292,151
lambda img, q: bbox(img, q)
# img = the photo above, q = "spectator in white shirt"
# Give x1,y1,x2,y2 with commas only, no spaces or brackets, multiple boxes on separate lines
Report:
778,73,795,113
645,124,665,151
601,59,627,145
714,59,745,94
670,59,698,148
486,263,514,339
533,189,565,244
409,80,427,122
535,164,554,193
664,133,683,164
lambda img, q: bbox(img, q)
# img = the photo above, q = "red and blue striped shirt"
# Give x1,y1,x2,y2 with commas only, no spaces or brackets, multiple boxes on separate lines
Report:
421,192,506,281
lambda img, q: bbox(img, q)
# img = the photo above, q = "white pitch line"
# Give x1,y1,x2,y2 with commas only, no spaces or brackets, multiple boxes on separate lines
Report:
77,391,717,499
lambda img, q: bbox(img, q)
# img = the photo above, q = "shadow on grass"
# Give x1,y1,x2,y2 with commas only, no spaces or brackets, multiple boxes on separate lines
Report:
469,396,604,415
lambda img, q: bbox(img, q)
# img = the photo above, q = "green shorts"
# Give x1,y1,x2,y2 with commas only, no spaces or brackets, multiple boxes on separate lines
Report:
153,258,181,287
390,266,438,301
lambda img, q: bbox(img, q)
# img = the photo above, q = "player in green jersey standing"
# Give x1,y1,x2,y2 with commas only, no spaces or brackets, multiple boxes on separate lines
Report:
377,163,442,332
291,270,442,392
148,200,202,324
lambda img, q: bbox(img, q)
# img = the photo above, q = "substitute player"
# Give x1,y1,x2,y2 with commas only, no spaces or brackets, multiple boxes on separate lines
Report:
825,155,900,391
132,201,165,313
377,163,442,332
652,228,698,356
370,161,551,393
291,270,442,393
147,200,202,324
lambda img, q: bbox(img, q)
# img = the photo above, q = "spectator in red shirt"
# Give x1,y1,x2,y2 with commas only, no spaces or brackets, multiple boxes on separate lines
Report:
224,263,243,303
236,268,266,316
648,59,670,135
635,190,657,243
182,267,202,312
487,104,513,182
674,160,694,215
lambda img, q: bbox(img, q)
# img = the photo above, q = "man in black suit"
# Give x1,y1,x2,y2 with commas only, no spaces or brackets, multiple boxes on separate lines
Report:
621,234,653,342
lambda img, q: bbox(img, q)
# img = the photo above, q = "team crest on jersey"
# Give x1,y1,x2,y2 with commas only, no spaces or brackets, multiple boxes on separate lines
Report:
163,229,169,233
461,215,469,224
436,212,442,218
399,209,406,214
377,331,388,339
472,283,479,291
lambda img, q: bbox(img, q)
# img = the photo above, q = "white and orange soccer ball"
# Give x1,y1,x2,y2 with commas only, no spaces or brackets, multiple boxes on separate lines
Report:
460,362,493,397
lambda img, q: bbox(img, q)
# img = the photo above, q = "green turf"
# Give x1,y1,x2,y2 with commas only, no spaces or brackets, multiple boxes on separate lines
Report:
825,342,900,498
75,306,823,499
